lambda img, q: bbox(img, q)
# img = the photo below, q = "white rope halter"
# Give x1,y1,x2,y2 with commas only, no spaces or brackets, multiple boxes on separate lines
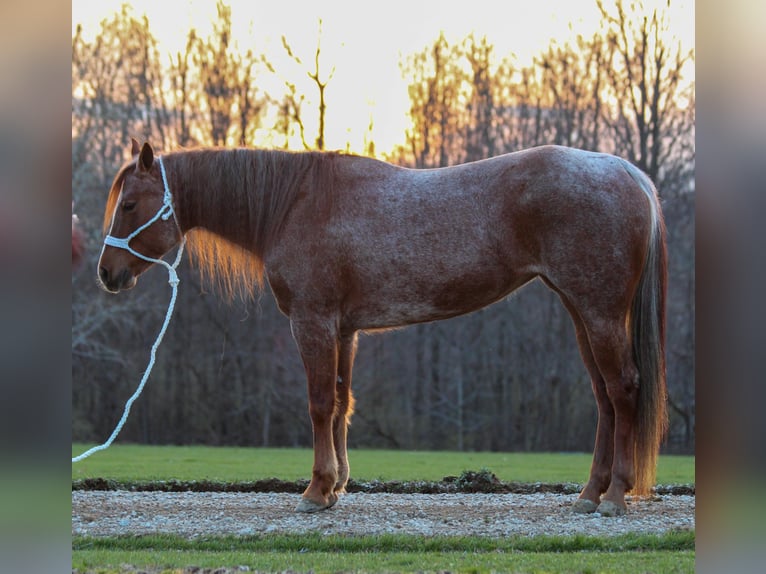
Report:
102,156,185,285
73,155,186,463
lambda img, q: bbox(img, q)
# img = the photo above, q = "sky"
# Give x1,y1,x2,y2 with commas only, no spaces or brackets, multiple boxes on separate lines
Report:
72,0,694,154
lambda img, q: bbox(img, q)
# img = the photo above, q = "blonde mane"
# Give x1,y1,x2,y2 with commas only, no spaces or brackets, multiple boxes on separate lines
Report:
185,228,264,301
167,148,337,301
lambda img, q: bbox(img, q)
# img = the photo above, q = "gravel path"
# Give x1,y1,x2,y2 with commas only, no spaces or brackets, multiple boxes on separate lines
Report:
72,490,694,538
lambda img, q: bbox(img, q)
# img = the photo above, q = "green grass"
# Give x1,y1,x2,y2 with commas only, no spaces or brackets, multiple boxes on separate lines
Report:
73,549,695,574
72,532,695,574
72,443,694,485
73,531,695,553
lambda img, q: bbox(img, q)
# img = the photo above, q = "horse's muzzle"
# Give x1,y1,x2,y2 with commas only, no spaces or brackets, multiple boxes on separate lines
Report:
98,266,137,293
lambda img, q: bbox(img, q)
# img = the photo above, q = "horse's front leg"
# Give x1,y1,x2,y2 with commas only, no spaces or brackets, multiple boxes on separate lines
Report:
292,319,340,513
333,332,358,494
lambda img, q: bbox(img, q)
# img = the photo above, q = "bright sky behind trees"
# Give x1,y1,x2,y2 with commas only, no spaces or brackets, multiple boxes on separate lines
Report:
72,0,693,153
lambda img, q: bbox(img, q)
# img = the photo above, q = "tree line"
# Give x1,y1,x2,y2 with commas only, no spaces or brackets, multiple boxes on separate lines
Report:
72,0,694,454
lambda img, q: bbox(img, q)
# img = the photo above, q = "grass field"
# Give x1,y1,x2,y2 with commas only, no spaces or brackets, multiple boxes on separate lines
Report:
72,532,696,573
72,444,695,573
71,443,695,484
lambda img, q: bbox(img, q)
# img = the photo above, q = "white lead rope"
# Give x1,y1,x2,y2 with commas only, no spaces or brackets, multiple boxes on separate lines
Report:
73,156,185,463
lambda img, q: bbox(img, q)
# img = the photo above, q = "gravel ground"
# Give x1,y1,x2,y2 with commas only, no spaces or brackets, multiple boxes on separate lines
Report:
72,490,694,538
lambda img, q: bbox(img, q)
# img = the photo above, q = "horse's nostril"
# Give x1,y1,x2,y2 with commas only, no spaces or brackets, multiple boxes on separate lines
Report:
99,266,109,284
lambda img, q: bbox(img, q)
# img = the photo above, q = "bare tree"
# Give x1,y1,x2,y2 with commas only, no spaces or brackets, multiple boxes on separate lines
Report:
534,34,605,150
191,1,265,146
281,19,335,150
464,35,497,161
168,30,199,147
597,0,694,190
273,79,310,150
72,5,169,187
398,33,467,167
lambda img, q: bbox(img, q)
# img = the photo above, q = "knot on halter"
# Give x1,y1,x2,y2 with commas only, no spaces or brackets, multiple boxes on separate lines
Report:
167,267,180,287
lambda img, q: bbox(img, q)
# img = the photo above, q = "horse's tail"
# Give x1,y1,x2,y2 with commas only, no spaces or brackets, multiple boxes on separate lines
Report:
623,160,669,496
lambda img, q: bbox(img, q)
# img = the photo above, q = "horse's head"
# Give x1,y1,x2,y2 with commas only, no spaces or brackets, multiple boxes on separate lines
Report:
97,139,182,293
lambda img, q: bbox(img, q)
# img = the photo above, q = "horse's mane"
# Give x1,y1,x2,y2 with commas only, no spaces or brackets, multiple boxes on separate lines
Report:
102,147,338,301
168,148,338,301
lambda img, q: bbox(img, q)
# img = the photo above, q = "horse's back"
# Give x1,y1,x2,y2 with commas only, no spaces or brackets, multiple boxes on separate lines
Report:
269,146,655,331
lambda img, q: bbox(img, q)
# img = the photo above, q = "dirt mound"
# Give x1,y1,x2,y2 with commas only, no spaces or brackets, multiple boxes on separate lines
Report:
72,469,694,495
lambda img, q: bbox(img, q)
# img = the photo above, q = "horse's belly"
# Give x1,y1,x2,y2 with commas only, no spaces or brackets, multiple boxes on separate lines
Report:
346,266,535,331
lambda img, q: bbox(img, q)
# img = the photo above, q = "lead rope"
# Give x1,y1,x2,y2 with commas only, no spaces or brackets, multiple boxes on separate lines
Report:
73,156,185,463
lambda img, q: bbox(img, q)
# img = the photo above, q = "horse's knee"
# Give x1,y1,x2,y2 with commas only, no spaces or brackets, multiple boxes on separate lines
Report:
308,392,337,427
306,373,338,417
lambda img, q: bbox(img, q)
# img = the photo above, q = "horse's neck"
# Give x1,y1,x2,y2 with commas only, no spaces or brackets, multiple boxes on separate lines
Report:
170,148,312,256
171,149,249,240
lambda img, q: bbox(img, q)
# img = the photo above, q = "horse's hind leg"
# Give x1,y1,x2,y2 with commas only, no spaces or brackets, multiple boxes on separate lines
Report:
556,294,614,514
555,284,638,516
573,333,614,511
333,332,358,494
581,316,640,516
291,318,341,513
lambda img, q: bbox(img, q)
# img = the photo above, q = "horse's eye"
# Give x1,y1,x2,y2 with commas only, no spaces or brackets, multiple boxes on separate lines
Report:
122,201,136,212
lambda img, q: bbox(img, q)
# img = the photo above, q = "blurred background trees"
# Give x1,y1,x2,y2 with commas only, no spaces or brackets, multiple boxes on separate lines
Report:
72,0,694,454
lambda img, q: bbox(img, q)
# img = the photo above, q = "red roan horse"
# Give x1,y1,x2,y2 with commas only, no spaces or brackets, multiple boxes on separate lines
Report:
99,139,667,516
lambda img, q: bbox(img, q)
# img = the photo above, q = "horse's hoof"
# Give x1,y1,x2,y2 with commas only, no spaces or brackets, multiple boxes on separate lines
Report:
334,486,347,495
596,500,627,516
295,494,338,513
295,498,327,513
571,498,599,514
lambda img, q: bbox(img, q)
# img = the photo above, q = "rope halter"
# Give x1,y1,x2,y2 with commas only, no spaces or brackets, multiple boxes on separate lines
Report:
73,155,185,463
103,155,186,284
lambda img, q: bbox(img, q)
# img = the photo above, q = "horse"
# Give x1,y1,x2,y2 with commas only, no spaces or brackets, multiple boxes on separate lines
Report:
98,138,667,516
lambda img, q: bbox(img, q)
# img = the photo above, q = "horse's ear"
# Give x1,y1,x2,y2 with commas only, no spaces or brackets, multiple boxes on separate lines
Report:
137,142,154,172
130,137,141,157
